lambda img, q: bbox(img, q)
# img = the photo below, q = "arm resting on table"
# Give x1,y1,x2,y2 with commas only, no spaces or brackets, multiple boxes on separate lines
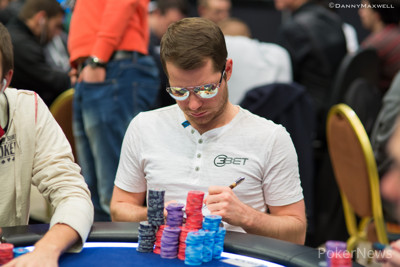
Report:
110,186,147,222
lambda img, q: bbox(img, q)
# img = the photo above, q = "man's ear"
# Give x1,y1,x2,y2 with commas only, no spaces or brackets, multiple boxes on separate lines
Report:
224,58,233,82
34,10,47,26
3,69,13,89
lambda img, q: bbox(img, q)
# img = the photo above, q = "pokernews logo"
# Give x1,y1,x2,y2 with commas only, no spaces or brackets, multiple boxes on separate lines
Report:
317,247,394,260
213,154,249,167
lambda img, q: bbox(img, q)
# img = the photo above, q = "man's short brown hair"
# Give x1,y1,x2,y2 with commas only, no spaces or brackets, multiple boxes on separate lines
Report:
0,23,13,79
160,17,227,76
19,0,64,21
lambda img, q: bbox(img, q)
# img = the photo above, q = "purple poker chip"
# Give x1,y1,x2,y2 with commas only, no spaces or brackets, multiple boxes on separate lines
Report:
166,203,185,210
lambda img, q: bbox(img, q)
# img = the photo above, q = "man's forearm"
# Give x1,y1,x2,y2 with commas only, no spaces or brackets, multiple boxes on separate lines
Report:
34,224,80,257
110,203,148,222
242,207,307,245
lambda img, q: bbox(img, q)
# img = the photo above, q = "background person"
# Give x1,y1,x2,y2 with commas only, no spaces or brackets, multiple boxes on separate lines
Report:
68,0,160,221
197,0,231,23
376,116,400,266
0,22,93,267
218,17,292,104
6,0,70,106
149,0,189,109
370,71,400,225
359,0,400,94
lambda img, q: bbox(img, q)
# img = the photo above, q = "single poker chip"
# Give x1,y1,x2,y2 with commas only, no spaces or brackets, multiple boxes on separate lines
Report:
166,203,185,210
13,248,30,258
325,240,347,252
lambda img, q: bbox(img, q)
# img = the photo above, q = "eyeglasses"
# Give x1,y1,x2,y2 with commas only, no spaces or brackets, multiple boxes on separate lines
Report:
166,68,226,101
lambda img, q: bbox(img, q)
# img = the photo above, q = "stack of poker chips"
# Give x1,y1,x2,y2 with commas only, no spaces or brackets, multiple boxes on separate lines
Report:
202,215,222,262
185,191,204,229
202,230,215,262
166,203,184,227
153,224,166,254
325,240,347,267
160,226,181,259
177,227,197,260
137,221,157,253
330,251,352,267
147,189,165,227
213,227,226,259
0,243,14,264
185,230,205,265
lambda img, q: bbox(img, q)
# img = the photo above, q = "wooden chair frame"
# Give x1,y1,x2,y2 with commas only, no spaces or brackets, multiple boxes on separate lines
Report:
326,104,388,251
49,88,76,160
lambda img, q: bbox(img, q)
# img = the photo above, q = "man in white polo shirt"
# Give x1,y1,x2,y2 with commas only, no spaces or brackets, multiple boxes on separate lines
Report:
110,17,306,245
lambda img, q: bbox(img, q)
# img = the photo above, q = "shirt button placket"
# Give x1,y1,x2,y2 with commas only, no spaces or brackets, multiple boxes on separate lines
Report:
195,138,203,171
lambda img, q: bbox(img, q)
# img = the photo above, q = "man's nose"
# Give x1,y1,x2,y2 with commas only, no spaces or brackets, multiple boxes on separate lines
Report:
187,93,203,110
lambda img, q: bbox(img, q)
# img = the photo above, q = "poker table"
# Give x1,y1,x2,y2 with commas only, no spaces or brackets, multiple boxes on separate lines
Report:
1,222,363,267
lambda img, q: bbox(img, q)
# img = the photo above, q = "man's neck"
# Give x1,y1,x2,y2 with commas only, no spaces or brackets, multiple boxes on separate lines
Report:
190,102,239,135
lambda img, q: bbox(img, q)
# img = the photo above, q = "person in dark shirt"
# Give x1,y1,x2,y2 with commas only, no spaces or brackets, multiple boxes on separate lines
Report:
375,115,400,266
7,0,70,106
274,0,347,138
274,0,348,247
359,0,400,94
149,0,189,109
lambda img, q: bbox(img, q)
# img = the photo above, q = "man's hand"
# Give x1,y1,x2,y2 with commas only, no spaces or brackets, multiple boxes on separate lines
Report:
68,68,78,86
3,224,79,267
376,240,400,267
204,185,306,244
204,186,249,227
78,66,106,83
3,248,59,267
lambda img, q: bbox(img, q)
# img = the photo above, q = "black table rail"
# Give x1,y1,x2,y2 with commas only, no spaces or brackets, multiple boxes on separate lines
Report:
1,222,363,267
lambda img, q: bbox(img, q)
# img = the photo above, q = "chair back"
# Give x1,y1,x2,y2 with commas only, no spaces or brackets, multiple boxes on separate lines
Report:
240,82,316,233
329,48,379,107
343,78,381,135
49,88,76,160
326,104,388,249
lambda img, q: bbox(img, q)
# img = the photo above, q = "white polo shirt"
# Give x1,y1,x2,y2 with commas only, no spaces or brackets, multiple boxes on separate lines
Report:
115,105,303,232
